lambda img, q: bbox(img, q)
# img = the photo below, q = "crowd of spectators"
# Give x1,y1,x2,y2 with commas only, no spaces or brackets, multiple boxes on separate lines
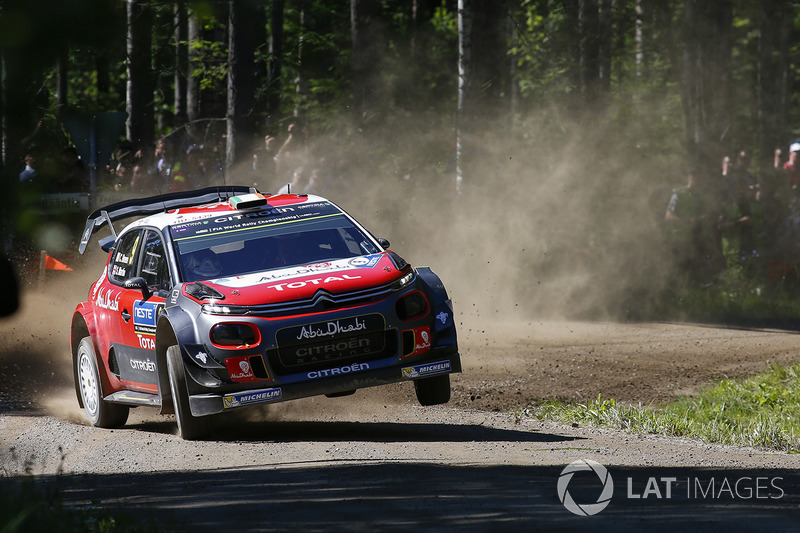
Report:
15,120,341,199
664,143,800,283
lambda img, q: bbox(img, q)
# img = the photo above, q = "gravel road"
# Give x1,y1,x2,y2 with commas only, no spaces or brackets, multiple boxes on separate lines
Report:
2,286,800,531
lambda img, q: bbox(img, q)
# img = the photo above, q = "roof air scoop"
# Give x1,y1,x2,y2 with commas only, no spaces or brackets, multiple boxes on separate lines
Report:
230,193,269,210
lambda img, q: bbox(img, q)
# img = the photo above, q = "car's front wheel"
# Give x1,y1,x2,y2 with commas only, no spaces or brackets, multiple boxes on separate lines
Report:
414,374,451,406
76,337,129,428
166,345,209,440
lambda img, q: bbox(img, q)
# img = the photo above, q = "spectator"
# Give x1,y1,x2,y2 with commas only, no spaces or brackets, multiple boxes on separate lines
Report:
130,163,158,195
155,137,176,189
665,169,718,280
19,154,38,183
57,146,89,192
783,142,800,188
169,145,205,192
717,174,758,266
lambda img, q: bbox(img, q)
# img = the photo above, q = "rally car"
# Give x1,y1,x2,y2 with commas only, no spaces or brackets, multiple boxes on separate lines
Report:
71,186,460,439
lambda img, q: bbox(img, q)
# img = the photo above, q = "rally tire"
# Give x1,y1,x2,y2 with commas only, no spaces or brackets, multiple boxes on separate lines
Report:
166,345,208,440
76,337,129,428
414,374,451,406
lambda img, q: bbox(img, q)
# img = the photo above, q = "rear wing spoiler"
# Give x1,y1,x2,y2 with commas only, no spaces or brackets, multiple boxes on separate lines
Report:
78,186,257,254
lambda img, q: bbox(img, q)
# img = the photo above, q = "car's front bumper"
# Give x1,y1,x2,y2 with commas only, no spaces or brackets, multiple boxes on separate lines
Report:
187,349,461,416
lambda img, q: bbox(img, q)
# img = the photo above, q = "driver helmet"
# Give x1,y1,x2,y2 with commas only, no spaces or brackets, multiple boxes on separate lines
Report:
186,250,221,279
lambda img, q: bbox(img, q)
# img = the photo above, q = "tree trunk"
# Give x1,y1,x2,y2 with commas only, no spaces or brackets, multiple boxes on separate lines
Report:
187,11,202,137
351,0,382,125
757,0,791,164
266,0,285,128
56,48,69,112
174,0,189,129
126,0,154,151
681,0,732,174
598,0,612,93
226,0,259,170
579,0,600,100
456,0,472,195
456,0,508,193
96,52,110,97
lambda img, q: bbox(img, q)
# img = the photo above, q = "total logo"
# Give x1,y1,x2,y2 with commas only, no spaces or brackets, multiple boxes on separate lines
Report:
267,274,361,292
137,334,156,350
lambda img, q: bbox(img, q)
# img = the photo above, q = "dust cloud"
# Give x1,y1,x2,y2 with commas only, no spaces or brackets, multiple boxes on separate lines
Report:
225,107,678,326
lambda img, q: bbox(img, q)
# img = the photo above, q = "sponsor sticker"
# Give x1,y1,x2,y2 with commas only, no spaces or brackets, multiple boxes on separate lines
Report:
402,326,432,357
133,300,163,335
223,387,282,408
225,355,263,382
276,314,383,345
402,360,452,379
307,362,370,379
95,288,120,311
348,255,381,268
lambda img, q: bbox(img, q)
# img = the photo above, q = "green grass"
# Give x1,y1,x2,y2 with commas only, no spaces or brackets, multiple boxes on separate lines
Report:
521,362,800,453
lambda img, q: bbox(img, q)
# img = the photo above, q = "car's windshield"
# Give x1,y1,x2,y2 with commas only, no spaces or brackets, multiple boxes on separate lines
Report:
170,201,381,282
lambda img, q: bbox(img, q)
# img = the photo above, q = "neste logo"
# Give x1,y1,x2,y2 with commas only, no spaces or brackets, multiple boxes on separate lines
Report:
557,459,614,516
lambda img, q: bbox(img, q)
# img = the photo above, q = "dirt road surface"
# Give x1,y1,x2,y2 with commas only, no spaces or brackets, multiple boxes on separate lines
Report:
3,281,800,531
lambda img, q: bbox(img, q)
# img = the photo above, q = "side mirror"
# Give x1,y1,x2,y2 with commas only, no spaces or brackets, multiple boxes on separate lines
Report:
99,235,115,253
378,238,390,250
124,276,151,299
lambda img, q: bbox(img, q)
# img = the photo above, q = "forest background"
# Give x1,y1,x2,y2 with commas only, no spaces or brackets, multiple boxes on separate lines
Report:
1,0,800,321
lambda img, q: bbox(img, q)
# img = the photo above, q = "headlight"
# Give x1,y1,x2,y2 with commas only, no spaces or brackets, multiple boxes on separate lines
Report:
201,303,251,315
390,271,415,292
210,323,260,347
396,290,430,321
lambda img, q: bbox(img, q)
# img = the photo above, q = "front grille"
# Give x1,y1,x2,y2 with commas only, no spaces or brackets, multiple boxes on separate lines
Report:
266,313,396,374
238,284,396,317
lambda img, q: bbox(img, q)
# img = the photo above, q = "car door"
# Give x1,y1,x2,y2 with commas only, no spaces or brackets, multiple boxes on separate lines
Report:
109,229,171,394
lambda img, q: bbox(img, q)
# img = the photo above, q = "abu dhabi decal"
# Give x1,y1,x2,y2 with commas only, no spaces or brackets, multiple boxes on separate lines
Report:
91,270,108,299
225,355,268,382
95,288,120,311
402,326,432,358
402,360,452,379
223,387,282,408
276,313,384,348
296,316,368,340
133,300,164,335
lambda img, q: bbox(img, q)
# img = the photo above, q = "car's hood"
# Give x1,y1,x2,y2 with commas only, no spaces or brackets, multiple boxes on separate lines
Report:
193,253,405,305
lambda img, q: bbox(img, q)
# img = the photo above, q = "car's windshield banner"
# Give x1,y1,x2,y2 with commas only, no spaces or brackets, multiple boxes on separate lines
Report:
170,201,344,251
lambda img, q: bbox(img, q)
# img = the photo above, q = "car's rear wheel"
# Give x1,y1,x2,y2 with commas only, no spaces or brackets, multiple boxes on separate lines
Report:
76,337,129,428
166,345,208,440
414,374,451,406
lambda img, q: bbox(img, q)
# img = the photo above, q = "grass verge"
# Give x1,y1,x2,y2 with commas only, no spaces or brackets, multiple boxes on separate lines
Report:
520,362,800,453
